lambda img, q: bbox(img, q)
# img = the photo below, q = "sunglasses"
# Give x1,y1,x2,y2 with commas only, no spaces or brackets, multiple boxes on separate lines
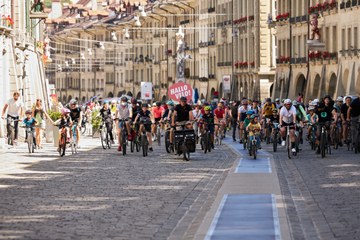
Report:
37,99,42,102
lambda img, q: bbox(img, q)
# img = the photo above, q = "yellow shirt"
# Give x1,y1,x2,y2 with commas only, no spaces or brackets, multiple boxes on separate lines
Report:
247,122,261,137
263,103,275,117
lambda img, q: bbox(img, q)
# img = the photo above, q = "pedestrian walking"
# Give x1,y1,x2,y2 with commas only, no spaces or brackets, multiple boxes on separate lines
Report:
32,99,51,149
230,101,240,142
1,91,24,145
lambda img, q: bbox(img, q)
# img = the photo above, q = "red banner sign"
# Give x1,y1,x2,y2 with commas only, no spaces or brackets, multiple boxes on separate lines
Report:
168,82,193,102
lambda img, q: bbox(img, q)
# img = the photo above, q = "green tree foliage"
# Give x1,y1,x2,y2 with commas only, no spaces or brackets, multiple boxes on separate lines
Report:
44,0,72,8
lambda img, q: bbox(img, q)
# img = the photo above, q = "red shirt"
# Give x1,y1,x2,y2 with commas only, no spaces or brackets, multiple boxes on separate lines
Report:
214,108,225,119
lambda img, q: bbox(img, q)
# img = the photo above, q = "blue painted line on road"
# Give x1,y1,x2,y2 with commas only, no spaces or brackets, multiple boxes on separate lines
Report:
205,194,281,240
236,157,272,173
223,137,272,173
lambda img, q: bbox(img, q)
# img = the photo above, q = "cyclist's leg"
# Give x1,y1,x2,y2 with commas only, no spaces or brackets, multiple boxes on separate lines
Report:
76,125,80,145
14,116,19,141
106,122,114,141
239,122,244,142
145,124,152,148
232,119,237,141
35,127,41,146
209,125,215,145
170,128,174,144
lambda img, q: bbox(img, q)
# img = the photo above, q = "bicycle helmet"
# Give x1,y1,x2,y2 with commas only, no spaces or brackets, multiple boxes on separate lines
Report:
246,110,254,115
61,108,71,114
292,100,298,106
166,100,174,106
284,99,292,105
25,109,32,115
272,109,278,113
266,98,271,102
111,99,117,104
156,101,161,107
180,96,187,102
69,99,77,105
275,98,280,102
141,103,149,108
131,98,138,104
336,96,343,102
103,100,109,105
250,114,259,119
308,106,315,111
121,96,128,102
204,106,211,111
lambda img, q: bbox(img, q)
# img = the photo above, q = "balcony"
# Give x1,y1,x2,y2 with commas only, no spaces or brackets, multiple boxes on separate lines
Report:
180,19,190,25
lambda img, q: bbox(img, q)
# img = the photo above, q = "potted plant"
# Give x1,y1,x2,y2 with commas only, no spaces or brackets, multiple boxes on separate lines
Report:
91,109,102,138
48,109,62,147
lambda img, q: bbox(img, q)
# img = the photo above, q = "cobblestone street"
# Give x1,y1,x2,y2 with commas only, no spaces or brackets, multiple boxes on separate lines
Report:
0,138,235,239
0,135,359,240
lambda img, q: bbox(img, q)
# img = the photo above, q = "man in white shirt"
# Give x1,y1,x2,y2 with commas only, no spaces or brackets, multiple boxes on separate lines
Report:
237,98,251,143
279,99,297,152
1,91,24,144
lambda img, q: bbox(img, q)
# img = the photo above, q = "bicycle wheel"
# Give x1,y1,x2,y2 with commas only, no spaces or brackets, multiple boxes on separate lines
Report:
130,139,134,152
183,143,190,161
253,144,257,159
273,133,277,152
141,134,148,157
203,133,208,154
107,133,112,149
286,134,291,159
81,124,86,135
136,136,141,152
157,127,161,146
208,133,212,152
320,131,326,158
122,131,127,156
8,127,14,145
165,131,171,153
100,128,107,149
60,133,66,157
199,136,204,150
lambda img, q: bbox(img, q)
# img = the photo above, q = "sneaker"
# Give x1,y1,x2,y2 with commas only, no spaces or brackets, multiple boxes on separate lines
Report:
239,139,243,143
149,147,153,152
291,148,296,153
117,145,122,151
281,141,285,146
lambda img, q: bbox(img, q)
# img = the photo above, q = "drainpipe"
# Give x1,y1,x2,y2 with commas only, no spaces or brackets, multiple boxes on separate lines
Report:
286,0,292,98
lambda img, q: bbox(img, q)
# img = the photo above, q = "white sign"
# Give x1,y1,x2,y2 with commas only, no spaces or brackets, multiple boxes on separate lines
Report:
222,75,231,91
141,82,153,100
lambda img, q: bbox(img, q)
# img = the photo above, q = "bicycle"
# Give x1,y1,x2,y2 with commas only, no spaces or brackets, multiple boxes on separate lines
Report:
155,121,161,146
214,123,224,146
285,125,293,159
242,127,248,150
201,122,213,154
117,118,129,156
264,118,272,144
20,125,36,153
272,122,280,152
58,126,67,157
163,120,174,153
174,122,196,161
139,121,151,157
318,122,331,158
100,121,112,149
6,117,18,146
248,131,260,159
131,124,140,153
70,123,78,155
330,121,341,150
308,123,317,151
80,116,87,135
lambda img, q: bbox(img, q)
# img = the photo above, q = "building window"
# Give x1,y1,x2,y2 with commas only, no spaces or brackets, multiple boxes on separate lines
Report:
354,27,358,50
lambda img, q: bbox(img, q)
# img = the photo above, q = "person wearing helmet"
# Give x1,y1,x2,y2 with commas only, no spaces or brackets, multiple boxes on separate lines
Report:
54,108,73,148
315,95,336,153
131,98,141,122
171,96,194,144
275,98,282,109
66,99,83,147
279,99,297,153
243,110,254,143
200,105,215,146
246,114,261,152
237,98,251,143
214,102,226,140
115,97,133,151
306,106,318,142
134,103,155,152
162,100,174,122
152,101,164,141
22,109,37,148
100,101,115,144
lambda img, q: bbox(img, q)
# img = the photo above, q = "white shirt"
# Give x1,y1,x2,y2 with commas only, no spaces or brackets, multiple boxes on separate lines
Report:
117,105,132,119
192,110,201,119
238,105,251,114
280,106,297,124
7,98,24,117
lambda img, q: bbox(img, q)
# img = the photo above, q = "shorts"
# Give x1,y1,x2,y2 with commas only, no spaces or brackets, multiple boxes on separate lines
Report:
141,123,152,133
118,120,129,129
282,122,295,129
155,117,161,123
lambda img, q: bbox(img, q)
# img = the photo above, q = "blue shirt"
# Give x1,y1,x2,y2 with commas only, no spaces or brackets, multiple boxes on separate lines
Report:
23,117,36,127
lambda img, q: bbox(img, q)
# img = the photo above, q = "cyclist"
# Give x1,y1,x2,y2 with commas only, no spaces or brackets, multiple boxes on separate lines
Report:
279,99,297,153
315,95,337,153
251,100,262,116
262,98,276,138
100,101,115,144
152,102,164,141
67,99,83,147
237,98,251,143
54,108,72,146
115,97,132,151
201,106,215,146
214,102,226,140
346,95,360,149
275,98,282,109
171,97,194,144
134,103,155,152
246,114,261,150
22,109,37,147
341,96,352,144
333,97,343,146
163,100,175,122
1,91,24,145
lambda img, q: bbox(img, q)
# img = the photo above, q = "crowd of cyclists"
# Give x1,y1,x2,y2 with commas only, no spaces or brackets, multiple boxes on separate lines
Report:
2,90,360,157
